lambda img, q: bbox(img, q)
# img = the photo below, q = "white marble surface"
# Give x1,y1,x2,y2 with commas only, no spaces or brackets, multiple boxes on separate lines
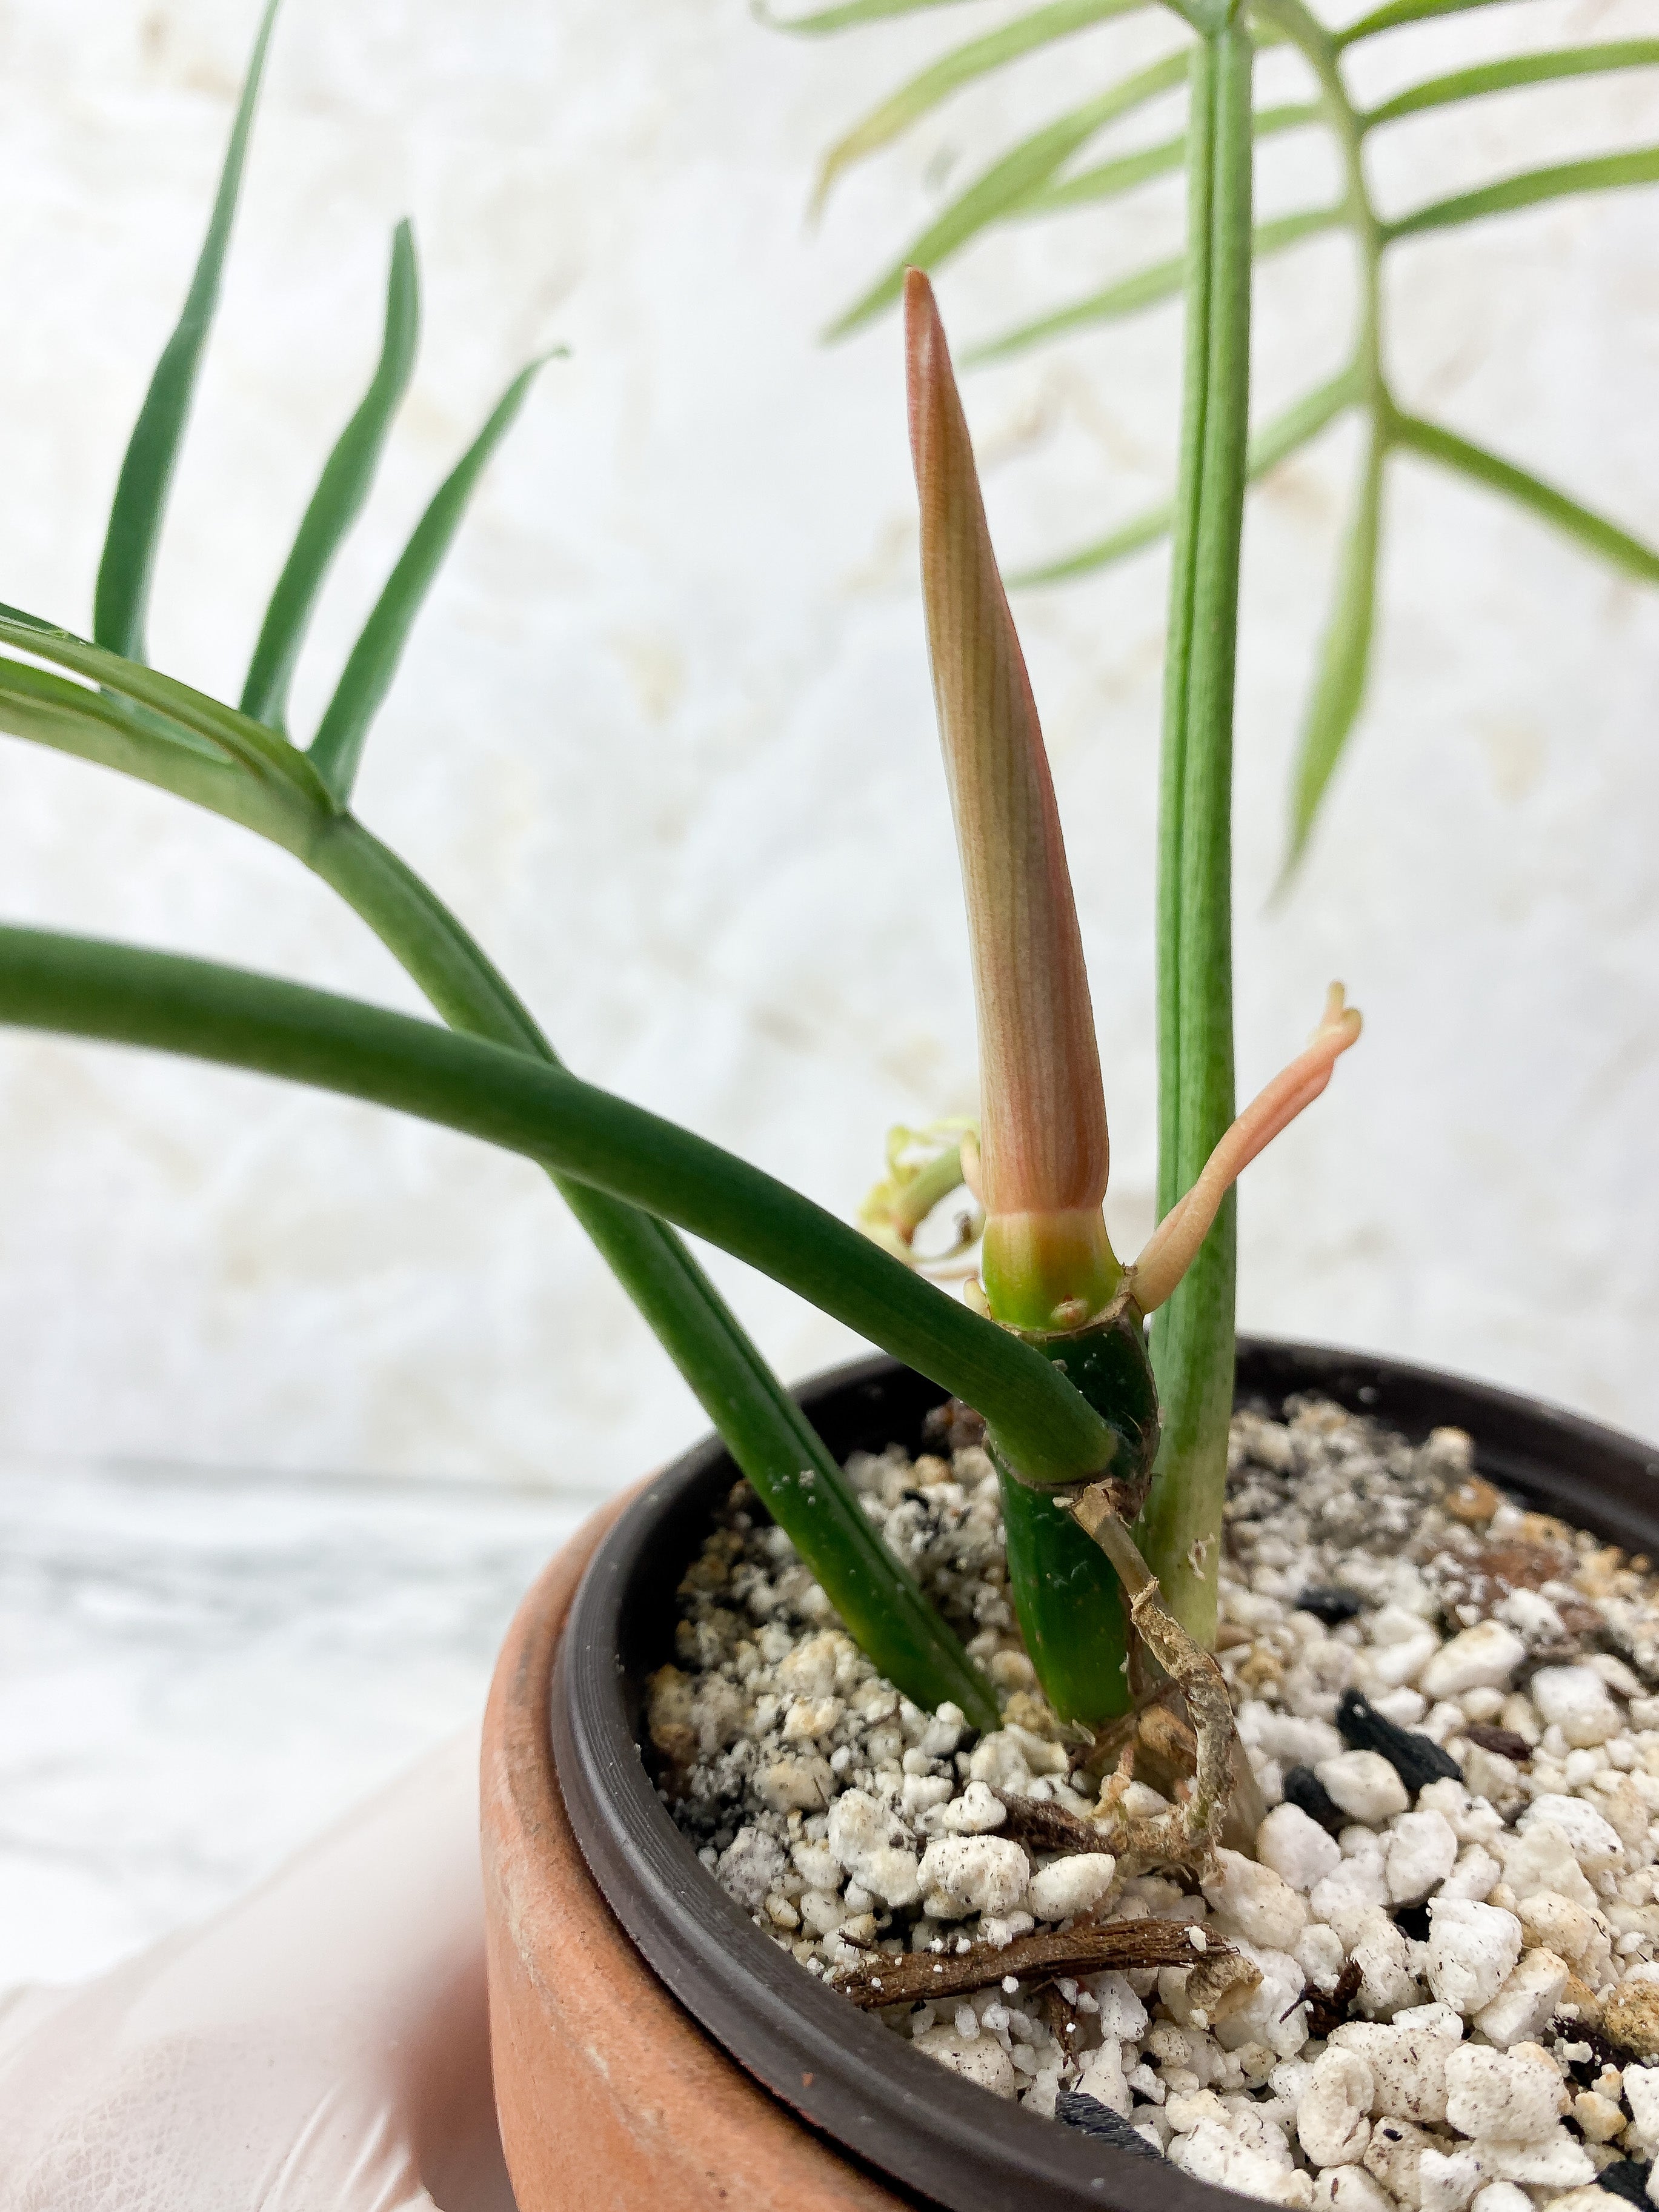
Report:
0,1453,582,1985
0,2,1656,1982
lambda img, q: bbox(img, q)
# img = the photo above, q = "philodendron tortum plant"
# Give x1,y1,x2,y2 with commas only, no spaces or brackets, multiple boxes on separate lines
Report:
0,0,1354,1867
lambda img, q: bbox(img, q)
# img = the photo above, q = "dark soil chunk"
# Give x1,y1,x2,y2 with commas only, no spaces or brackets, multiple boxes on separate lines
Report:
1283,1764,1347,1836
1294,1587,1363,1626
1336,1688,1463,1789
1596,2162,1652,2205
1054,2089,1163,2158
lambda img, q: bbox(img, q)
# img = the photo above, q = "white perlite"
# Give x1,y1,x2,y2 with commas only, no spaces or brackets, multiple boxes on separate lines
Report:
661,1397,1659,2207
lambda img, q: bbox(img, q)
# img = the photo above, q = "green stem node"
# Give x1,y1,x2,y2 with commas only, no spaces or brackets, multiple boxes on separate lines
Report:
981,1207,1121,1331
992,1307,1159,1724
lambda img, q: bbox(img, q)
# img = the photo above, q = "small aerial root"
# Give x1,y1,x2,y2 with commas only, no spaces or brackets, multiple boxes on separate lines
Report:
1063,1481,1241,1879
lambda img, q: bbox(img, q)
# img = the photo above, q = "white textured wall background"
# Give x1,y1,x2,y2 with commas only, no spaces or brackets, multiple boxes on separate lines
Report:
0,0,1655,1489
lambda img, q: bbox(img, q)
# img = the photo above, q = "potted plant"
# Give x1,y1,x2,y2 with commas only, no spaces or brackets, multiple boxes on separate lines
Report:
2,4,1658,2209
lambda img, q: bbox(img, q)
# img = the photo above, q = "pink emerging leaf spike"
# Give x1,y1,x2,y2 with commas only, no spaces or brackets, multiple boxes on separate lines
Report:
1131,985,1363,1314
905,269,1117,1330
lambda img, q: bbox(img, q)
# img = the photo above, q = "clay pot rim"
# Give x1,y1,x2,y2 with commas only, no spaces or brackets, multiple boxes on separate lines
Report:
554,1336,1659,2212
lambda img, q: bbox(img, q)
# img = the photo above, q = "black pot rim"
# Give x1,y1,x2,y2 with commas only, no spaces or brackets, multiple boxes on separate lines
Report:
552,1337,1659,2212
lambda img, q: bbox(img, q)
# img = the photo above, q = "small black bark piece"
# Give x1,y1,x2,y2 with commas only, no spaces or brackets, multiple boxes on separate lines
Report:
1055,2090,1162,2159
1337,1689,1463,1789
1597,2162,1651,2206
1295,1587,1364,1626
1393,1902,1432,1942
1283,1764,1347,1837
1465,1724,1532,1762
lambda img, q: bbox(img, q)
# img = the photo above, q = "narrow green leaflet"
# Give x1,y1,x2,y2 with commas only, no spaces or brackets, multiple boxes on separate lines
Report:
1335,0,1512,50
1388,146,1659,240
0,656,235,771
1022,101,1316,216
242,222,422,731
1392,413,1659,583
1009,359,1361,585
963,204,1337,365
1017,132,1187,219
966,251,1184,362
764,0,986,33
1011,502,1175,586
0,608,331,809
0,657,326,854
1279,416,1385,883
1365,42,1659,130
308,356,555,805
812,0,1147,211
95,0,281,663
823,55,1187,337
0,923,1120,1494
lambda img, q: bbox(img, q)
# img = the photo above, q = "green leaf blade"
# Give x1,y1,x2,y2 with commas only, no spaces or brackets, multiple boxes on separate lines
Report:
241,222,422,731
307,354,556,806
823,56,1187,339
1020,99,1315,218
1278,416,1385,885
1365,42,1659,130
1335,0,1515,51
0,654,233,771
1391,412,1659,584
812,0,1148,211
0,608,337,818
1007,357,1361,586
1388,145,1659,241
763,0,988,35
94,0,281,663
1014,129,1187,220
962,204,1337,367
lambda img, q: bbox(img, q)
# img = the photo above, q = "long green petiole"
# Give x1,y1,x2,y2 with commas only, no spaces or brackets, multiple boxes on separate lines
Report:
1140,12,1253,1647
0,920,1124,1506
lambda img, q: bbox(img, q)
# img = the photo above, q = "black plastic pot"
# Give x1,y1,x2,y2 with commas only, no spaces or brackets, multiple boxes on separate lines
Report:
553,1337,1659,2212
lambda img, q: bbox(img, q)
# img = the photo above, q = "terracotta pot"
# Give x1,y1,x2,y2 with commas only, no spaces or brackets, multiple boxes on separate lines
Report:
480,1473,906,2212
482,1338,1659,2211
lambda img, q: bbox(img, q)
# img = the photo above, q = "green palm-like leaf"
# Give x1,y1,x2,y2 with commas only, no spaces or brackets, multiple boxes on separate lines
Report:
95,0,281,662
1279,417,1385,884
242,222,421,731
812,0,1148,212
1365,43,1659,130
308,355,557,805
1388,146,1659,239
